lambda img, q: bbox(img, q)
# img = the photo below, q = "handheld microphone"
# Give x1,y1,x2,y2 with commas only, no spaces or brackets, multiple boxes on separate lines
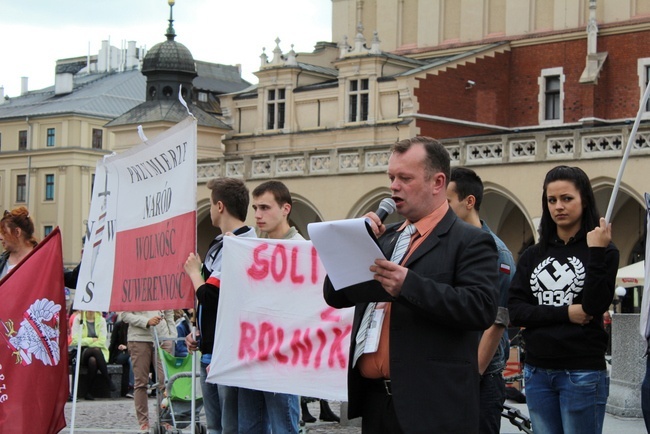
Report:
376,198,396,222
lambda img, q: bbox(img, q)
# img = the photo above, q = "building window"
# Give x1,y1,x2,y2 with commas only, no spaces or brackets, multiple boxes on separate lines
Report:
637,59,650,117
539,67,564,125
267,88,286,130
16,174,26,202
46,128,55,147
44,225,53,236
641,64,650,112
545,77,560,120
19,130,27,150
45,174,55,201
198,92,208,102
349,79,369,122
92,129,103,149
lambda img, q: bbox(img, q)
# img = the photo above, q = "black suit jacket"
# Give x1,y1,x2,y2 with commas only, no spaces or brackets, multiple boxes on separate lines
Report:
324,208,498,434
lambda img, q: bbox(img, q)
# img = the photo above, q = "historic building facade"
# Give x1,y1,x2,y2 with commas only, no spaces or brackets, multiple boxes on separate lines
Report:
0,12,249,264
207,0,649,292
0,1,648,310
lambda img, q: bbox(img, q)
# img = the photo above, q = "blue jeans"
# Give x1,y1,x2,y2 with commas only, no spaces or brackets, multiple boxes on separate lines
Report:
641,356,650,432
238,387,299,434
219,385,239,434
523,364,608,434
200,363,239,434
201,362,222,434
479,372,505,434
114,352,133,395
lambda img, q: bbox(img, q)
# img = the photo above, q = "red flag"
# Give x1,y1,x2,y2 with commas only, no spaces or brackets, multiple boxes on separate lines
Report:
0,228,68,434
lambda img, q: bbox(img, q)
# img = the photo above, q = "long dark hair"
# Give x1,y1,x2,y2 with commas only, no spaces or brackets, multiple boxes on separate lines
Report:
538,165,600,249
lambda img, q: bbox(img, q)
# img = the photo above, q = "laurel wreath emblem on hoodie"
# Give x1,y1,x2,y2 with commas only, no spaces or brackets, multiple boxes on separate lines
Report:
530,256,585,306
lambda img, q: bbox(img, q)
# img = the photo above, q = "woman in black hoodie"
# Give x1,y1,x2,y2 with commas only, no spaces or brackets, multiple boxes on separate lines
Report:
509,166,619,434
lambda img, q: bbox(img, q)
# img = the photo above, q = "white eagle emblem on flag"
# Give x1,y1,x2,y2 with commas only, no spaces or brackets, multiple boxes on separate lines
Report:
2,298,62,366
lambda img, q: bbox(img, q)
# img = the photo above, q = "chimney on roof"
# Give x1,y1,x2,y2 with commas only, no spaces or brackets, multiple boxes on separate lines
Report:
0,86,4,100
21,77,28,95
55,72,74,96
126,41,138,70
98,40,109,72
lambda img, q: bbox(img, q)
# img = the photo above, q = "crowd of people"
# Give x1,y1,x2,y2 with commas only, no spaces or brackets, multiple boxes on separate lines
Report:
0,133,638,434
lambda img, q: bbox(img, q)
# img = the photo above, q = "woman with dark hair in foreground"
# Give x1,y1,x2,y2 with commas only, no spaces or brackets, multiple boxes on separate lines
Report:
509,166,619,434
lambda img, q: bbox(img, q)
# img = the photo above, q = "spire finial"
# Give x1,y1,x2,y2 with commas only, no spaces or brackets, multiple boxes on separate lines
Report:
354,22,366,53
369,30,381,54
166,0,176,41
286,44,297,66
586,0,598,54
260,47,268,68
271,37,283,64
339,35,350,58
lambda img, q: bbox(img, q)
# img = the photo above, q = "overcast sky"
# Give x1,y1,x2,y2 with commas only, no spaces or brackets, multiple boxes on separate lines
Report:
0,0,332,97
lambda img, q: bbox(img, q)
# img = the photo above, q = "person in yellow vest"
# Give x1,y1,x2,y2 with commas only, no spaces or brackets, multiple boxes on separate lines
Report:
70,310,115,400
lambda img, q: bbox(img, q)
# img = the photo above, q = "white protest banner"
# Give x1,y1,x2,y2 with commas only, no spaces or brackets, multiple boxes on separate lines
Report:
73,116,197,312
208,237,353,401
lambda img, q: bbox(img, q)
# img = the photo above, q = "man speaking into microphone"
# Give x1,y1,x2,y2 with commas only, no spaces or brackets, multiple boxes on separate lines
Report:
323,136,499,434
374,197,397,223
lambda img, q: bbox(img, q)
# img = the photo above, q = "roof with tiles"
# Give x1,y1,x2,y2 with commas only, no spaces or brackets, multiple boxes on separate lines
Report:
104,99,229,129
0,69,146,120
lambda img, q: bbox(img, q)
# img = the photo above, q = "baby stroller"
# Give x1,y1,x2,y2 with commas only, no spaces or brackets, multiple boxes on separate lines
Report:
151,330,206,434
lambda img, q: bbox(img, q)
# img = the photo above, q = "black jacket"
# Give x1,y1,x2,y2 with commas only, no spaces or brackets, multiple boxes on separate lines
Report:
324,208,498,434
509,231,619,370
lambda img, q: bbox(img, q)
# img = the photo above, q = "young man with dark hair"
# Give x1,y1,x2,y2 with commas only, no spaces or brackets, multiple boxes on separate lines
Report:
237,180,302,433
184,177,256,434
448,166,516,434
250,180,298,240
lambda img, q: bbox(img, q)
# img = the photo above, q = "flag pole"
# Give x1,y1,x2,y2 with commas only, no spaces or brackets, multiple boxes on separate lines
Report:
69,315,84,434
191,324,197,434
605,79,650,224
